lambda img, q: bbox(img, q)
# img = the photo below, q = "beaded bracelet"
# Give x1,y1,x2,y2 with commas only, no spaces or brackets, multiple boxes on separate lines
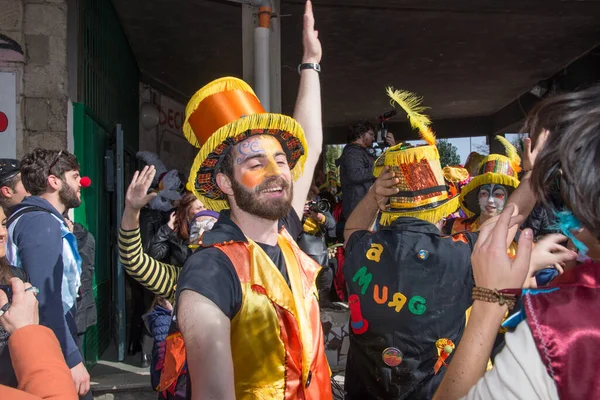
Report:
472,287,517,311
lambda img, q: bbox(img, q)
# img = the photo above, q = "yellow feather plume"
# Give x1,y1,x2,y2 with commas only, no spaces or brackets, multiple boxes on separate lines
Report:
386,87,436,145
495,135,522,173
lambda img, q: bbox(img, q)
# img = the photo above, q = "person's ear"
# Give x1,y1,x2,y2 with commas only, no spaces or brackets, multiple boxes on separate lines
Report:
0,186,12,198
216,173,233,196
47,174,62,191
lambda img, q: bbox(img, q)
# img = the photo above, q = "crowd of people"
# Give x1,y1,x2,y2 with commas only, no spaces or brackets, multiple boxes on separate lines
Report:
0,1,599,399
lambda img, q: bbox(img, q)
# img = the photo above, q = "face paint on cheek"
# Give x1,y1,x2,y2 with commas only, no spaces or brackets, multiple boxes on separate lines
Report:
236,136,287,190
491,185,507,212
240,169,266,189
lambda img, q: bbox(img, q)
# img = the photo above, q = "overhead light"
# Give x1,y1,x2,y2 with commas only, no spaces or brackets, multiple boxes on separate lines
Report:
140,102,159,130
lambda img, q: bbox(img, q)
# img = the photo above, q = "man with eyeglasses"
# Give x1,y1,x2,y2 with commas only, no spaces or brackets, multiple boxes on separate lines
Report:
0,159,29,214
5,149,91,398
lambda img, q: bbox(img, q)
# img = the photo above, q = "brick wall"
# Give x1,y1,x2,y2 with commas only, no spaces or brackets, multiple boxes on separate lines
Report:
0,0,69,157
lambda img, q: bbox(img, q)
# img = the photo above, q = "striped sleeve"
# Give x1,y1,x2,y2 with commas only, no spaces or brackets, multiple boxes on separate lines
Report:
119,227,179,302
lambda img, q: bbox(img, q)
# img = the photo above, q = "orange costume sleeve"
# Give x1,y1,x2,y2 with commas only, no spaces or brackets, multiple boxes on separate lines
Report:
0,325,78,400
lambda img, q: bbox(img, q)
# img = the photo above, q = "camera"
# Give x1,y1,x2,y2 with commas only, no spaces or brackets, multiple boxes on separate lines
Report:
308,198,331,214
376,109,398,148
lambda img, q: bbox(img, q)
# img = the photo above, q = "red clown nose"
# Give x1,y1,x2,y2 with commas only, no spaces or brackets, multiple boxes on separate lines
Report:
80,176,92,188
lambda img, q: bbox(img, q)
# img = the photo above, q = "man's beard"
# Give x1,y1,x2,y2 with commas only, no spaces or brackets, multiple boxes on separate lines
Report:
59,182,81,209
231,176,293,221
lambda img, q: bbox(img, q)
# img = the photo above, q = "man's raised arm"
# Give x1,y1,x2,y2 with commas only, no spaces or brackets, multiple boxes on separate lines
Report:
291,0,323,217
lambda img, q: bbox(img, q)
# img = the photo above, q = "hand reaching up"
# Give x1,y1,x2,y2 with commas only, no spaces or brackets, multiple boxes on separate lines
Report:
302,0,322,64
472,204,533,290
522,130,549,172
126,166,158,211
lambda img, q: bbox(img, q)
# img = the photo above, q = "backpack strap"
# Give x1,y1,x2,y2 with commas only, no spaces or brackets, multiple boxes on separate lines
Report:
7,206,52,228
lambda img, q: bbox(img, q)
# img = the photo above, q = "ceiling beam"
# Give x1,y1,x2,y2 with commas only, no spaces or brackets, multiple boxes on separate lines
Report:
323,116,492,145
282,0,600,17
491,44,600,135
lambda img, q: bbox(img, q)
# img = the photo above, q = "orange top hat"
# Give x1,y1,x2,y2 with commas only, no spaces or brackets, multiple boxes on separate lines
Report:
183,77,308,211
373,88,461,226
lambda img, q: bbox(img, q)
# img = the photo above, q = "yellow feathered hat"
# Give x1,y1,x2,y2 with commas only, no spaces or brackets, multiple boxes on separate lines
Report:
183,77,308,211
459,136,521,217
373,88,461,226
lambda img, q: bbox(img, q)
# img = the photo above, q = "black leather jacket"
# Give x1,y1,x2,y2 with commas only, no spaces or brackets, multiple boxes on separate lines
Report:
147,224,192,267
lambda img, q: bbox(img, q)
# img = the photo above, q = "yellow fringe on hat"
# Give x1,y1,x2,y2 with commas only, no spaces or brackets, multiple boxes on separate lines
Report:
183,77,256,148
374,144,440,178
380,196,460,226
495,135,522,173
386,87,436,145
187,112,307,212
459,172,521,217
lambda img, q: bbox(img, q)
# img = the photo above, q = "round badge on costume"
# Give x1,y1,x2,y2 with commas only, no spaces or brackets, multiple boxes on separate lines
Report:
418,249,429,260
381,347,403,367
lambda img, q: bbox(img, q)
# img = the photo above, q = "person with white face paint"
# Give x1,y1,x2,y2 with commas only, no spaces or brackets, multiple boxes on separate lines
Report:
477,184,508,222
444,136,521,259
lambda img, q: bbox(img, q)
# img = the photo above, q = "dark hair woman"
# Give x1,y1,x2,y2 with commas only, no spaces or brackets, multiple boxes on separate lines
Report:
147,192,206,266
0,206,28,388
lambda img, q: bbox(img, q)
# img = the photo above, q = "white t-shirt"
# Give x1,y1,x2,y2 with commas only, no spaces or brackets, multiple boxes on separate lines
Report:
463,322,559,400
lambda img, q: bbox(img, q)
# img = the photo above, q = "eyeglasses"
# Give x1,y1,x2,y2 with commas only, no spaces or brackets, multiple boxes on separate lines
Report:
48,150,63,176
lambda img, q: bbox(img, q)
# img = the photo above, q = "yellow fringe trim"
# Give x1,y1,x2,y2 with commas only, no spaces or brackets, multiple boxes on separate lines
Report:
380,196,461,226
183,77,256,148
187,113,307,212
373,145,439,177
386,87,436,145
459,173,520,217
495,135,522,173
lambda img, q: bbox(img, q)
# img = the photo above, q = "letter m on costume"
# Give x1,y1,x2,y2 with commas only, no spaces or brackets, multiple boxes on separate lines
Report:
352,266,373,295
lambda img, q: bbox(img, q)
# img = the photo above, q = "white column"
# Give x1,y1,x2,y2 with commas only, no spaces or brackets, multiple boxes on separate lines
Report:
254,26,271,111
241,1,281,113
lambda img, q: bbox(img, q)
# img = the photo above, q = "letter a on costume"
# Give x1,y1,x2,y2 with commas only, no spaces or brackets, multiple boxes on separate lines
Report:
366,243,384,263
373,285,388,304
388,292,407,312
352,266,373,295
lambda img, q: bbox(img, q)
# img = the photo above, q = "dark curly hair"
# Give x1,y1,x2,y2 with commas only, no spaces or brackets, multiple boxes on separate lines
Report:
348,121,376,143
20,149,80,196
523,84,600,239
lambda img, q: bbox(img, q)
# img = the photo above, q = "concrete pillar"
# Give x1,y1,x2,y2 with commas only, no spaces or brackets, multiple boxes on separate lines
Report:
241,0,282,113
0,0,69,158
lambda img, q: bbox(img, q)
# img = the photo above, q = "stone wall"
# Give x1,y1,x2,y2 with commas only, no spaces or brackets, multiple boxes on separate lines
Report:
0,0,69,157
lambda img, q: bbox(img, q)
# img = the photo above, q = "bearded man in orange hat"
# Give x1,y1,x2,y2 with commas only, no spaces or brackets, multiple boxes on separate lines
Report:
169,1,332,399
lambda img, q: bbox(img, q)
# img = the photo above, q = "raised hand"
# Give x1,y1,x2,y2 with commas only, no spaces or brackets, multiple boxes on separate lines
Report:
472,204,532,290
125,166,158,211
302,0,322,64
529,233,577,276
522,130,549,172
